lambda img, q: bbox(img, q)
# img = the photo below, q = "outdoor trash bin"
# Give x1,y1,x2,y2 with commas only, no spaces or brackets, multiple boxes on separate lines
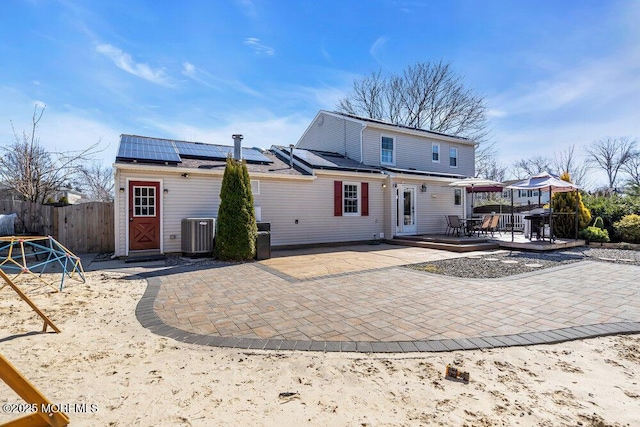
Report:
256,222,271,260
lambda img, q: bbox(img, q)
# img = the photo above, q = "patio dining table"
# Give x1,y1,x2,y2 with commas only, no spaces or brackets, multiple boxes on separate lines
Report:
461,217,483,236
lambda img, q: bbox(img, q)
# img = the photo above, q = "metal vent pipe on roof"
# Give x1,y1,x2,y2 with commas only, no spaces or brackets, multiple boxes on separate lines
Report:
289,144,295,168
232,134,243,160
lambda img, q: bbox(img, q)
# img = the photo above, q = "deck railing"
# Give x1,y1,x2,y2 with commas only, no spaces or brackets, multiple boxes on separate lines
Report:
476,212,525,231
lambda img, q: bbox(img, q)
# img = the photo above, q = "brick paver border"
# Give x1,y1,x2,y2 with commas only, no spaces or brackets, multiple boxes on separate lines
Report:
135,269,640,353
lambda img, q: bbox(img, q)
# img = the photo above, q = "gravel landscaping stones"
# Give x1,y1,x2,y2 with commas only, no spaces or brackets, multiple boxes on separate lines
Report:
405,247,640,278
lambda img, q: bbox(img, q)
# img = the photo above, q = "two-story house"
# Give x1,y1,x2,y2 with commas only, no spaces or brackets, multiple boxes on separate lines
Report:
112,110,476,257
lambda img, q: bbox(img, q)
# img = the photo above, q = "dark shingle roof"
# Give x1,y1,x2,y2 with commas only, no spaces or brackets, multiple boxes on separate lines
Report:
328,111,472,141
115,135,308,176
273,146,382,174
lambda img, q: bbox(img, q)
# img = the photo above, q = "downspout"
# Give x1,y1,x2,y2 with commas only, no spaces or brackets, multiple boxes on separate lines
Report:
360,123,366,163
344,118,347,156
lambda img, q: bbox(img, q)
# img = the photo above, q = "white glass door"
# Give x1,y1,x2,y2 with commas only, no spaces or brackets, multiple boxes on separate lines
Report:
398,185,417,234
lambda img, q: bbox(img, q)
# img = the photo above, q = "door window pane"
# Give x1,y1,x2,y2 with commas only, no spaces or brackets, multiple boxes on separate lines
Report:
133,186,157,217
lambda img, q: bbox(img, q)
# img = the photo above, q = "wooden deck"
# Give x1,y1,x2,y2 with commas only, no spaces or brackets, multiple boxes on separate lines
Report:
388,232,586,253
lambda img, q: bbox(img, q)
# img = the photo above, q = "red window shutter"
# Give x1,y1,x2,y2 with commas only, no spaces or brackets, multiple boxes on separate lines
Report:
361,182,369,216
334,181,342,216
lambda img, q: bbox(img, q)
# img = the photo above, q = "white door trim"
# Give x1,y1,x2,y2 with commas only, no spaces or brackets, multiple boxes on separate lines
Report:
396,184,417,235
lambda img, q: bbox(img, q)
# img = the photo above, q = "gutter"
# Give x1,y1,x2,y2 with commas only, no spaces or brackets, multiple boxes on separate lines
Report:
113,161,315,181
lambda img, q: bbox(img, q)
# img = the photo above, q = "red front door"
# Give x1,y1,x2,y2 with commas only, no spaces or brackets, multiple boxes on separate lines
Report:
129,181,161,251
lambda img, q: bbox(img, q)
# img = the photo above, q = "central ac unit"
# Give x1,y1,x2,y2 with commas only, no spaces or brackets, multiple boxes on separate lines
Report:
181,218,215,254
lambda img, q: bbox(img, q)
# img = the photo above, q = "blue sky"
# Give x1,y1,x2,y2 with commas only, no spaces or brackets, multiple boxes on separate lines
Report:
1,0,639,187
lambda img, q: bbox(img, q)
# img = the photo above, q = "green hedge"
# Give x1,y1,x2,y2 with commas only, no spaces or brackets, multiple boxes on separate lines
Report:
613,214,640,243
582,194,640,241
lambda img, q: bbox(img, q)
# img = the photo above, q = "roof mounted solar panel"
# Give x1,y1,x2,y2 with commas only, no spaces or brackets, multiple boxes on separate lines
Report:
117,135,181,163
241,147,273,164
116,135,273,165
175,140,273,164
173,141,229,160
292,148,338,168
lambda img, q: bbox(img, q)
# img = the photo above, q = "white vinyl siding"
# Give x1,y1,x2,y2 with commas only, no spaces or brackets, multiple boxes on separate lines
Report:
380,136,395,165
385,177,465,238
114,168,385,255
362,128,474,176
297,112,363,160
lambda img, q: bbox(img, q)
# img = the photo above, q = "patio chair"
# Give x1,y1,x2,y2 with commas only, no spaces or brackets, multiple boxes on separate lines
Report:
447,215,464,236
473,215,492,236
444,215,453,235
487,215,501,237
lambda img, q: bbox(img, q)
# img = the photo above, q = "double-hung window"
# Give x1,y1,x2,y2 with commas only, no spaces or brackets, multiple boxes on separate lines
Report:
334,181,369,217
380,136,395,165
343,182,359,215
454,188,462,206
449,147,458,168
432,143,440,163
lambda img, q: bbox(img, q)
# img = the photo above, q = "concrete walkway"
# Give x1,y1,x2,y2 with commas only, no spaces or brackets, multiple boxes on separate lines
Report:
127,245,640,352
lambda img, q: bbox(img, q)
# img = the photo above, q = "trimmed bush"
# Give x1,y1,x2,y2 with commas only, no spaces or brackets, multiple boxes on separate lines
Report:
593,216,604,230
579,226,610,243
582,193,640,240
214,157,258,260
551,172,591,238
613,214,640,243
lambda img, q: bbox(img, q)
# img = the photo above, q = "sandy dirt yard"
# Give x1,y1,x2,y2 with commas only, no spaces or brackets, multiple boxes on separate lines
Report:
1,270,639,426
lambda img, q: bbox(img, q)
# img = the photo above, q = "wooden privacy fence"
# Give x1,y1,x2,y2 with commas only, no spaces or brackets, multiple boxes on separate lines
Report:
0,200,114,254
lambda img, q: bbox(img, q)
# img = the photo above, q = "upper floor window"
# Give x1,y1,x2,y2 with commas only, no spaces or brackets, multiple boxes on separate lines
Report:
449,147,458,168
380,136,395,165
432,143,440,163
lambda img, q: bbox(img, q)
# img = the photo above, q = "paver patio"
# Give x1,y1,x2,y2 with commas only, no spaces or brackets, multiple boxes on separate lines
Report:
134,245,640,352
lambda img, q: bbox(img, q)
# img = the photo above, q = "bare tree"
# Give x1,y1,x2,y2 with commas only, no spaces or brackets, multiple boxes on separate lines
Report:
337,60,489,142
553,144,589,187
622,151,640,189
474,140,506,181
511,156,553,179
75,162,114,202
587,137,637,190
0,105,101,203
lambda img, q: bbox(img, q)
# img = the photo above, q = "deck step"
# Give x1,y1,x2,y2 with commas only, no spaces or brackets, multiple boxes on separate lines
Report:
387,238,499,253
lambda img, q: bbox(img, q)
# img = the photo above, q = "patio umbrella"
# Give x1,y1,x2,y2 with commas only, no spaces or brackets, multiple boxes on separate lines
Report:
506,172,579,242
448,178,505,212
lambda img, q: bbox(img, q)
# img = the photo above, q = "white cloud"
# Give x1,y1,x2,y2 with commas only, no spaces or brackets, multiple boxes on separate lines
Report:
234,0,259,20
486,109,506,118
489,49,640,118
244,38,275,56
370,36,389,65
181,61,261,97
147,111,310,149
96,43,172,87
487,45,640,188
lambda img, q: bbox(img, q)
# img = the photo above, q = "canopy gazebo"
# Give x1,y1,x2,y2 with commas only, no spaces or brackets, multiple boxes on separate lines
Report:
448,178,505,216
506,172,580,243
